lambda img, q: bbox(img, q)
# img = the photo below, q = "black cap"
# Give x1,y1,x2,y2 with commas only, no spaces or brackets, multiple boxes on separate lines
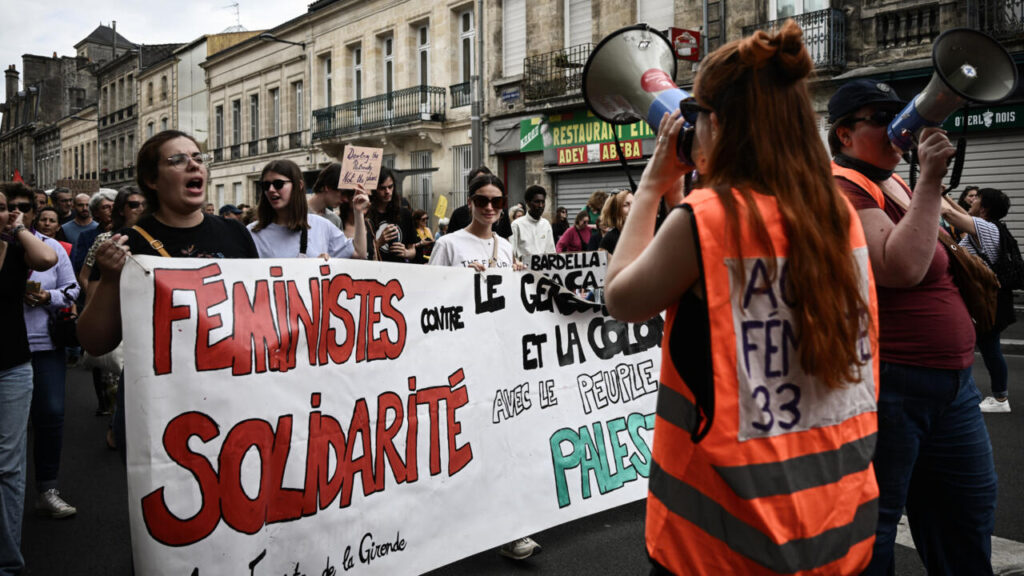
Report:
219,204,243,216
828,79,905,123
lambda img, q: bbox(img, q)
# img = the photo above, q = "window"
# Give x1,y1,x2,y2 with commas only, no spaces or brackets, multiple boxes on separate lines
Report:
459,10,475,83
126,74,133,103
769,0,826,19
118,78,125,108
417,25,430,87
147,121,154,139
128,134,134,164
452,144,472,204
160,76,168,101
250,94,260,141
503,0,526,76
160,117,168,131
409,151,432,211
565,0,592,48
352,47,362,101
321,55,332,107
215,105,224,148
102,86,109,115
292,82,303,132
232,182,242,204
147,82,154,105
383,36,394,95
119,137,125,167
637,0,675,27
231,100,242,145
269,88,280,137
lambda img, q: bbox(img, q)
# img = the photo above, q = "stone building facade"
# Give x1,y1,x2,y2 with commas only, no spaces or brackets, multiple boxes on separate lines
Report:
96,50,140,191
137,45,182,146
57,103,99,194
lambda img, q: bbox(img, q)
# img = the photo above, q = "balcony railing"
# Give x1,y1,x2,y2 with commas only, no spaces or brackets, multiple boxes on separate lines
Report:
230,144,241,159
288,131,302,149
312,85,447,141
248,141,259,156
450,79,472,108
743,9,846,70
213,148,223,162
266,136,279,153
974,0,1024,39
523,44,591,102
874,4,939,49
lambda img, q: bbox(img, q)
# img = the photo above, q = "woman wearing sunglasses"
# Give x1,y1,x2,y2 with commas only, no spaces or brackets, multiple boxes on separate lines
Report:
829,79,995,575
368,167,418,263
430,174,521,272
248,159,365,260
604,22,880,574
79,187,147,295
79,130,259,457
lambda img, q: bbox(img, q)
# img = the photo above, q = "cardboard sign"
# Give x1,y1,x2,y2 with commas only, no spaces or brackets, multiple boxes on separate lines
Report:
339,145,383,190
121,257,662,575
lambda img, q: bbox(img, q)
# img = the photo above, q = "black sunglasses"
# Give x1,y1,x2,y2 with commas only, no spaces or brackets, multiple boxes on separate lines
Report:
260,179,290,192
470,195,507,210
679,99,712,124
848,110,898,128
126,200,146,209
11,202,33,213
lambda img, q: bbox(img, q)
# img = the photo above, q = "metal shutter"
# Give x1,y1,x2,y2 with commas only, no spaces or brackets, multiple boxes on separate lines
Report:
503,0,526,77
565,0,592,48
637,0,675,28
553,167,645,216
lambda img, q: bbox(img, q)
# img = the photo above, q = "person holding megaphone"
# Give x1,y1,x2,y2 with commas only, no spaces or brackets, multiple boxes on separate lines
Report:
604,21,880,575
829,80,996,575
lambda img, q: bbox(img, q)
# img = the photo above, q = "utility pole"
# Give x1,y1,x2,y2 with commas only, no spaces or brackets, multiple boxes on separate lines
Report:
470,0,484,169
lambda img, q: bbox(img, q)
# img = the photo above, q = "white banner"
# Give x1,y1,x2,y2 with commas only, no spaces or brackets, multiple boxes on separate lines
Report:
121,255,662,575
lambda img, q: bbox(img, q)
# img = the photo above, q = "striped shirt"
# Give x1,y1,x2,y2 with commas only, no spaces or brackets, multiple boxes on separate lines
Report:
960,217,1001,265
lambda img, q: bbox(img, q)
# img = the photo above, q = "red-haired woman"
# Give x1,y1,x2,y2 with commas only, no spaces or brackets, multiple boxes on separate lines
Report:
604,22,879,574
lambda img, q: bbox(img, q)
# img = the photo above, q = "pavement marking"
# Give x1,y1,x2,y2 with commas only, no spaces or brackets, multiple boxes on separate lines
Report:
897,515,1024,575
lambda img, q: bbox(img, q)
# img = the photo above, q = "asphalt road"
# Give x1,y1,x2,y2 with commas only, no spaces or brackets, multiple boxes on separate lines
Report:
20,352,1024,575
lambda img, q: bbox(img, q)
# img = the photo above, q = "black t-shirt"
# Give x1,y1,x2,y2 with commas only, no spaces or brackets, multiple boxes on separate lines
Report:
368,208,417,263
1,242,31,371
599,227,622,254
124,214,258,259
553,220,570,243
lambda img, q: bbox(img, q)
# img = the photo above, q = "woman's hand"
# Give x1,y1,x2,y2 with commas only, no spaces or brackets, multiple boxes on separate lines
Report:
351,184,370,214
93,234,130,279
637,110,691,199
916,127,956,192
24,288,51,308
513,260,526,271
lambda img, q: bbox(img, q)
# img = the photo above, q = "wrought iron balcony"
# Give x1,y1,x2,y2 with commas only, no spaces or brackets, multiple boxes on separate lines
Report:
312,85,447,141
213,148,223,162
288,131,302,149
523,43,591,102
450,79,472,108
743,9,846,71
974,0,1024,39
230,144,241,159
266,136,279,153
248,141,259,156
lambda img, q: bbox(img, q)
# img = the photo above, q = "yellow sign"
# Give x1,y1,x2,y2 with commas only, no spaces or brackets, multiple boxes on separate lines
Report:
434,195,449,219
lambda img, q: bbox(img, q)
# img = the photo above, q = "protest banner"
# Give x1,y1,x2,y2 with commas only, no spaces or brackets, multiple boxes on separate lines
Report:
339,145,383,190
121,256,662,575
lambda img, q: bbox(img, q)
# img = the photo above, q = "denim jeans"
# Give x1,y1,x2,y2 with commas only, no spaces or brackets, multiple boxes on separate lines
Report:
30,349,67,492
976,330,1008,399
0,362,33,576
865,362,997,576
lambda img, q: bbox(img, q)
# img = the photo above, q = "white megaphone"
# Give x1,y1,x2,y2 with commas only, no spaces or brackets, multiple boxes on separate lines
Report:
582,24,699,166
888,27,1018,150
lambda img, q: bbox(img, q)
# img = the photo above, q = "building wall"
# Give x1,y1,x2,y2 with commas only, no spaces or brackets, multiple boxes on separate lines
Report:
176,41,209,147
138,59,177,143
97,54,139,190
58,104,99,190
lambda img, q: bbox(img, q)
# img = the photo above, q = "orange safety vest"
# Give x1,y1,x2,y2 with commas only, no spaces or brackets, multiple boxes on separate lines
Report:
831,161,910,210
647,187,880,575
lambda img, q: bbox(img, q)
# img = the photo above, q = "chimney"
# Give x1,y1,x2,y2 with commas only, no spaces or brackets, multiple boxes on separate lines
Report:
5,65,19,103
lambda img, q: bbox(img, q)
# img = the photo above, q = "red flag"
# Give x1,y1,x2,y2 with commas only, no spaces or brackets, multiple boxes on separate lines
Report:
12,169,24,183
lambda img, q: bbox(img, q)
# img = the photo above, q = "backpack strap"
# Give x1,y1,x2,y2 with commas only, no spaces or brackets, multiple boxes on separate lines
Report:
132,225,171,257
488,233,499,268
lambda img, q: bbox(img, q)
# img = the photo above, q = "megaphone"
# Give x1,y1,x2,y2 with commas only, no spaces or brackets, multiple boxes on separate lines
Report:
582,24,699,166
888,28,1018,150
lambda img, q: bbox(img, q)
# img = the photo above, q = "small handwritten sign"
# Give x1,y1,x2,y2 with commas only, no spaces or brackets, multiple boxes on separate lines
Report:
339,145,383,190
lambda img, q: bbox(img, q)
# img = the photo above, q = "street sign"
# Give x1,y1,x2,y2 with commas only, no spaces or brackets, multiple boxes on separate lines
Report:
669,28,701,62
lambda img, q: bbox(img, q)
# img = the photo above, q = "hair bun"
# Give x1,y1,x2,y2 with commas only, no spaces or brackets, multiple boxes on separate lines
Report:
737,20,811,82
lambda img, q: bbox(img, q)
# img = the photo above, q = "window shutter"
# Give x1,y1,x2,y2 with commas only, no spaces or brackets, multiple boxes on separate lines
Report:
503,0,526,76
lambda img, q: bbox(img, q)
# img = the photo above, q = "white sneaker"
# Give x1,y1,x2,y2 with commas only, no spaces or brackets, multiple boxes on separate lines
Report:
979,396,1011,413
36,489,77,518
499,536,541,560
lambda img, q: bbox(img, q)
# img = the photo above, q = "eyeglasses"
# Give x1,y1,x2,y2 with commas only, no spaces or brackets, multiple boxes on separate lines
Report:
679,99,712,124
126,200,146,209
11,202,33,213
470,195,507,210
166,152,210,169
260,179,290,192
848,110,898,128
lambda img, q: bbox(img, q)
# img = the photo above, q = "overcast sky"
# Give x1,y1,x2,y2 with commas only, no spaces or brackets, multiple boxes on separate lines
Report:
0,0,305,91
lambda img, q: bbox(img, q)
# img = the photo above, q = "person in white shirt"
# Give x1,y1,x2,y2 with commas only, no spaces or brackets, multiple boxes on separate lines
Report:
509,185,555,263
430,174,521,271
248,159,366,259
